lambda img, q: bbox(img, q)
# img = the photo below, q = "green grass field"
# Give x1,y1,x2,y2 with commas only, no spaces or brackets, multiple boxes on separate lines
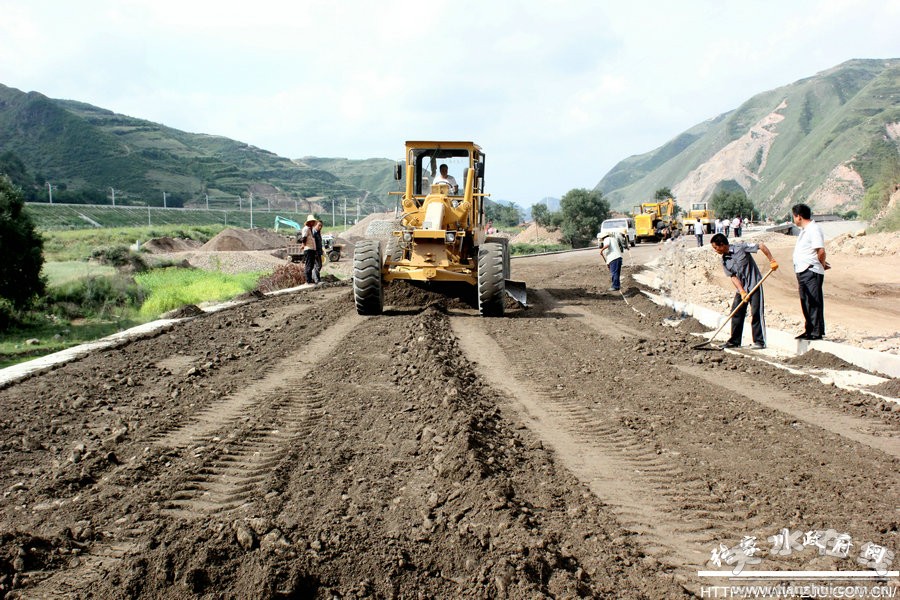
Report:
135,268,264,316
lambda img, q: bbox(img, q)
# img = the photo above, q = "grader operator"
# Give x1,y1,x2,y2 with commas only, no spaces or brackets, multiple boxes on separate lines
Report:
353,141,525,317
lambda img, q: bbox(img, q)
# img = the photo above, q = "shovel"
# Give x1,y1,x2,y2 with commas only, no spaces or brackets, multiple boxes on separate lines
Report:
692,268,775,350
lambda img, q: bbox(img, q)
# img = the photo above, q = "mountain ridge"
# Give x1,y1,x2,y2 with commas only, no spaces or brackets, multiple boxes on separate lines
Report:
595,58,900,217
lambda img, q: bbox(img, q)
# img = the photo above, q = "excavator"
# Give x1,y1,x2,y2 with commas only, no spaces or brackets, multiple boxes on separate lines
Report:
353,140,525,317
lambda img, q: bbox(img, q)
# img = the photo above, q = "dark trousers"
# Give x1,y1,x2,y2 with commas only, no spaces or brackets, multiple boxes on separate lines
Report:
729,288,765,346
696,233,703,247
304,250,317,284
796,269,825,336
609,257,622,290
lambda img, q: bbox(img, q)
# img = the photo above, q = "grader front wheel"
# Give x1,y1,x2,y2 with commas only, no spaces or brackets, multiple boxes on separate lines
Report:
353,239,384,315
477,242,505,317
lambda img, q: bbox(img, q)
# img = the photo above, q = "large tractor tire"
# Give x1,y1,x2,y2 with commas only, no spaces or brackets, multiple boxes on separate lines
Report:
485,236,511,279
353,239,384,315
477,242,505,317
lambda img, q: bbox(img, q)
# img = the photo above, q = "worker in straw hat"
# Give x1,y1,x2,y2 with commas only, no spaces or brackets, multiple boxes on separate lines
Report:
299,215,319,284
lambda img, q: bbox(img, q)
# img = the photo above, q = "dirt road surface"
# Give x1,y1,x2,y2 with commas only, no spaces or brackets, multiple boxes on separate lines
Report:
0,248,897,598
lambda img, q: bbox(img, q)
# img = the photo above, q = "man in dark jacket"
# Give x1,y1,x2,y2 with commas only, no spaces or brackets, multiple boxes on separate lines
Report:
710,233,778,349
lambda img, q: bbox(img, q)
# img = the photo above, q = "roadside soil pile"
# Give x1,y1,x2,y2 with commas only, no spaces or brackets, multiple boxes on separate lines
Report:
201,228,289,252
142,237,201,253
510,222,563,245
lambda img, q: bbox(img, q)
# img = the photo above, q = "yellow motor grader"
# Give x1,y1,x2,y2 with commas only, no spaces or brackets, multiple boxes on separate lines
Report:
353,140,525,316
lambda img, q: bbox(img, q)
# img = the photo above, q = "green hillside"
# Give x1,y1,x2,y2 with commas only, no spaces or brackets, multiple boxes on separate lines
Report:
0,85,395,213
596,59,900,216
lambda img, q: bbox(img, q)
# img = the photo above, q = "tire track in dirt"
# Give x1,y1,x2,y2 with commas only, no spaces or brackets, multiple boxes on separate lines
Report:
450,315,713,585
161,390,327,518
154,312,362,518
151,311,362,449
677,364,900,458
531,288,644,339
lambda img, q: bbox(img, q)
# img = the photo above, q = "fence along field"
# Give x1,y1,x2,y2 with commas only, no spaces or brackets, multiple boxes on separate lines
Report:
24,203,317,231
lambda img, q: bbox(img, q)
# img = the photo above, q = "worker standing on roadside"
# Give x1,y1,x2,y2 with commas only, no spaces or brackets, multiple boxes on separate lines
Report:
312,220,324,284
299,214,318,285
709,233,778,349
695,217,704,247
598,232,624,292
791,203,829,340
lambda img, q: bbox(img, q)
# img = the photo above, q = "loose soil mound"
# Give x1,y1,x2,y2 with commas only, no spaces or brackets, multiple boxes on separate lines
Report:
202,228,290,251
866,377,900,398
829,230,900,257
786,349,865,371
510,222,564,245
142,237,202,253
160,304,205,319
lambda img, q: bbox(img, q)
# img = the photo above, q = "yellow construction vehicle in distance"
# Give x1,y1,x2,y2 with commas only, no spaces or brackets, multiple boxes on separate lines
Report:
632,198,682,243
683,201,715,235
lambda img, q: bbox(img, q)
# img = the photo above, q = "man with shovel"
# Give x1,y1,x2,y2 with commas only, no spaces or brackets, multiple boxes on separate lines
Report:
709,233,778,349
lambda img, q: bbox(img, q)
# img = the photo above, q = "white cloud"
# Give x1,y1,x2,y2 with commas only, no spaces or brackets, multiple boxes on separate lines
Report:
1,0,897,206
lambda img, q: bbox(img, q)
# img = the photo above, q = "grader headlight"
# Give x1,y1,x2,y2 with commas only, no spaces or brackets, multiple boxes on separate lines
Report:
445,231,456,244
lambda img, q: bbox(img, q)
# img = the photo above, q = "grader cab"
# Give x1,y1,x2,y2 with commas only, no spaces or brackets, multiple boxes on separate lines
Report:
353,141,525,316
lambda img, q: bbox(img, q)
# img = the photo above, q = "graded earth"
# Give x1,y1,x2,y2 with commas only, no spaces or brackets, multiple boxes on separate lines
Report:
0,230,897,599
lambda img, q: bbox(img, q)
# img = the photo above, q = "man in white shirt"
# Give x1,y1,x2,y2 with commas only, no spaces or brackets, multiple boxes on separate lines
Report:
694,218,704,247
791,203,830,340
433,164,458,194
732,216,742,238
598,232,624,291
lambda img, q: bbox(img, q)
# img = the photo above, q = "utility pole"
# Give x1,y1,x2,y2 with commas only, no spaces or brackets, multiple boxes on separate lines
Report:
163,191,167,209
238,196,242,210
332,198,335,228
147,203,151,226
205,193,209,210
46,182,53,204
110,187,116,206
250,192,254,228
267,197,270,212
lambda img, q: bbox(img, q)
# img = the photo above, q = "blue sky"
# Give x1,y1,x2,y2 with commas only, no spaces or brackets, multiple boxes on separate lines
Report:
1,0,897,207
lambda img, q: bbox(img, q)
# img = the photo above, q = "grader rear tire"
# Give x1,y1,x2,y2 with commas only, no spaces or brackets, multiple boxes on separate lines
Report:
478,242,505,317
353,239,384,315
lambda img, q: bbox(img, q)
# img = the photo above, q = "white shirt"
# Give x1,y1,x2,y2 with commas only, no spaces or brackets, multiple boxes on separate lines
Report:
602,236,623,264
695,219,703,232
793,220,825,275
433,174,458,192
732,217,741,229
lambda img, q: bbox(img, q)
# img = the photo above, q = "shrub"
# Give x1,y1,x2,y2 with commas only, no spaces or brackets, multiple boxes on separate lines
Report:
0,175,45,309
256,264,307,293
0,298,18,332
47,275,144,318
90,245,149,272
